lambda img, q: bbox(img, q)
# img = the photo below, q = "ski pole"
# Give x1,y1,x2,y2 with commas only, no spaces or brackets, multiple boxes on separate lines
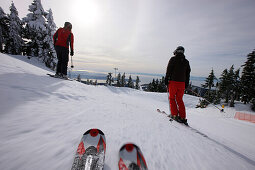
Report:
187,88,224,112
71,55,74,68
166,85,172,118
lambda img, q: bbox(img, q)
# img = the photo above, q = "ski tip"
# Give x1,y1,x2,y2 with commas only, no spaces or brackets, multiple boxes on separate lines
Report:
119,143,148,170
83,128,104,136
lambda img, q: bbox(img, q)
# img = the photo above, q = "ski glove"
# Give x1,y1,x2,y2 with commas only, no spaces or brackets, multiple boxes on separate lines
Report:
70,50,74,56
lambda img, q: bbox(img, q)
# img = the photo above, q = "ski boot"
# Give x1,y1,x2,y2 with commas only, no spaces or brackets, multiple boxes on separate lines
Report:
54,73,62,78
62,74,68,80
179,118,188,126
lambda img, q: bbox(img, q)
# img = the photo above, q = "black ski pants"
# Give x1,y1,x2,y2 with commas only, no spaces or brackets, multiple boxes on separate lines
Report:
55,46,69,75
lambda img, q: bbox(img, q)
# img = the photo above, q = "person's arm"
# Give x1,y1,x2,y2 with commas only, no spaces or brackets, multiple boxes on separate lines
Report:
166,57,175,79
53,29,59,46
165,57,174,85
185,61,191,88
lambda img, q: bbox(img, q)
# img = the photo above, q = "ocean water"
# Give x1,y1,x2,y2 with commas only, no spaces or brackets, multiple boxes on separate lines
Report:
68,70,205,87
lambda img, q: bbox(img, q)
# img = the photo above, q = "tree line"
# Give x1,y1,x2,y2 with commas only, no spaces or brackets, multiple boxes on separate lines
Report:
195,50,255,111
106,72,140,89
146,77,167,92
0,0,57,70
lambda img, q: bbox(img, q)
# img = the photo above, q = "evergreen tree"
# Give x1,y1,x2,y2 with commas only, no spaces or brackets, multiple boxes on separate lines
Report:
202,69,217,91
219,68,230,104
146,76,167,92
230,68,241,107
234,69,241,101
227,65,236,107
241,50,255,109
23,0,47,58
158,76,167,92
127,75,134,88
44,8,57,70
135,76,140,90
121,72,126,87
147,82,152,92
116,73,121,87
106,73,114,86
0,7,9,52
218,65,240,106
6,2,24,55
200,69,217,105
155,79,159,92
150,79,156,92
45,9,56,36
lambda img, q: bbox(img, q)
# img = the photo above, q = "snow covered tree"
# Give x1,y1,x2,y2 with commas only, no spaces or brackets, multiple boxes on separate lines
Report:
23,0,57,70
241,50,255,110
0,7,9,52
44,8,57,69
127,75,134,88
106,73,114,86
23,0,47,57
121,73,126,87
135,76,140,90
45,9,56,36
116,73,121,87
6,2,24,55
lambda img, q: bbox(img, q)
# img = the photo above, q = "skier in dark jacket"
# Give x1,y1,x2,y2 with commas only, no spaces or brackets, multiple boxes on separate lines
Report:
165,46,191,124
53,22,74,79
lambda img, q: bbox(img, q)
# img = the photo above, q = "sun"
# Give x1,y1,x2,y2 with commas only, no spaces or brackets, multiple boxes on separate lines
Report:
72,0,99,26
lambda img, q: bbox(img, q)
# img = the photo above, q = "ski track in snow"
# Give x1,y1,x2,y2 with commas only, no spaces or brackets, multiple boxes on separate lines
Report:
0,53,255,170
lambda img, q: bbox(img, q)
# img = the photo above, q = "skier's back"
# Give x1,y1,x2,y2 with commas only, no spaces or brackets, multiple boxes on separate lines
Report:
53,22,74,79
165,46,191,124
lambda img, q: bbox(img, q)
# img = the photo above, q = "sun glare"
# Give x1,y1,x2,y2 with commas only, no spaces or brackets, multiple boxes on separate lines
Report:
72,0,99,26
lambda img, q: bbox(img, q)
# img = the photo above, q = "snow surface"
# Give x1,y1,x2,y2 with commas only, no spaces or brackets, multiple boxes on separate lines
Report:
0,53,255,170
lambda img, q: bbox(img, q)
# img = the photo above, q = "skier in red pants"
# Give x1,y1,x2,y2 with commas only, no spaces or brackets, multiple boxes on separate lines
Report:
53,22,74,79
165,46,191,124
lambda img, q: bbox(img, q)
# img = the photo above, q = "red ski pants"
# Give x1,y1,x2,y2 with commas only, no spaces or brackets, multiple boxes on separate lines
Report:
168,81,186,119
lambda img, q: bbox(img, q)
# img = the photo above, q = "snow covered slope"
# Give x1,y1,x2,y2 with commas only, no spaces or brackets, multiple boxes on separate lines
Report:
0,53,255,170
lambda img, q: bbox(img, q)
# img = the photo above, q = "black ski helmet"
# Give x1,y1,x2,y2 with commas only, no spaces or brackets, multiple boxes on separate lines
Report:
173,46,185,55
64,22,72,29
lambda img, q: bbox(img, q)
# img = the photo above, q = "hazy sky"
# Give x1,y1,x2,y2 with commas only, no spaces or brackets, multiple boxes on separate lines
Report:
1,0,255,77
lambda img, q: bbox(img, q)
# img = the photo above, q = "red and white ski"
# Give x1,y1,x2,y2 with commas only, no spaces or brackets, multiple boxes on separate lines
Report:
118,143,148,170
71,129,106,170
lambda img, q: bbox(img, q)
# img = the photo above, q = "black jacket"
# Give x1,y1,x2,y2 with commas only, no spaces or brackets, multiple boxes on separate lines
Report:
165,53,191,87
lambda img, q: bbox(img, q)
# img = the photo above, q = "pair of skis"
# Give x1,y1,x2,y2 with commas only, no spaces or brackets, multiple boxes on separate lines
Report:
157,109,208,138
71,129,148,170
47,73,73,81
157,109,189,126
